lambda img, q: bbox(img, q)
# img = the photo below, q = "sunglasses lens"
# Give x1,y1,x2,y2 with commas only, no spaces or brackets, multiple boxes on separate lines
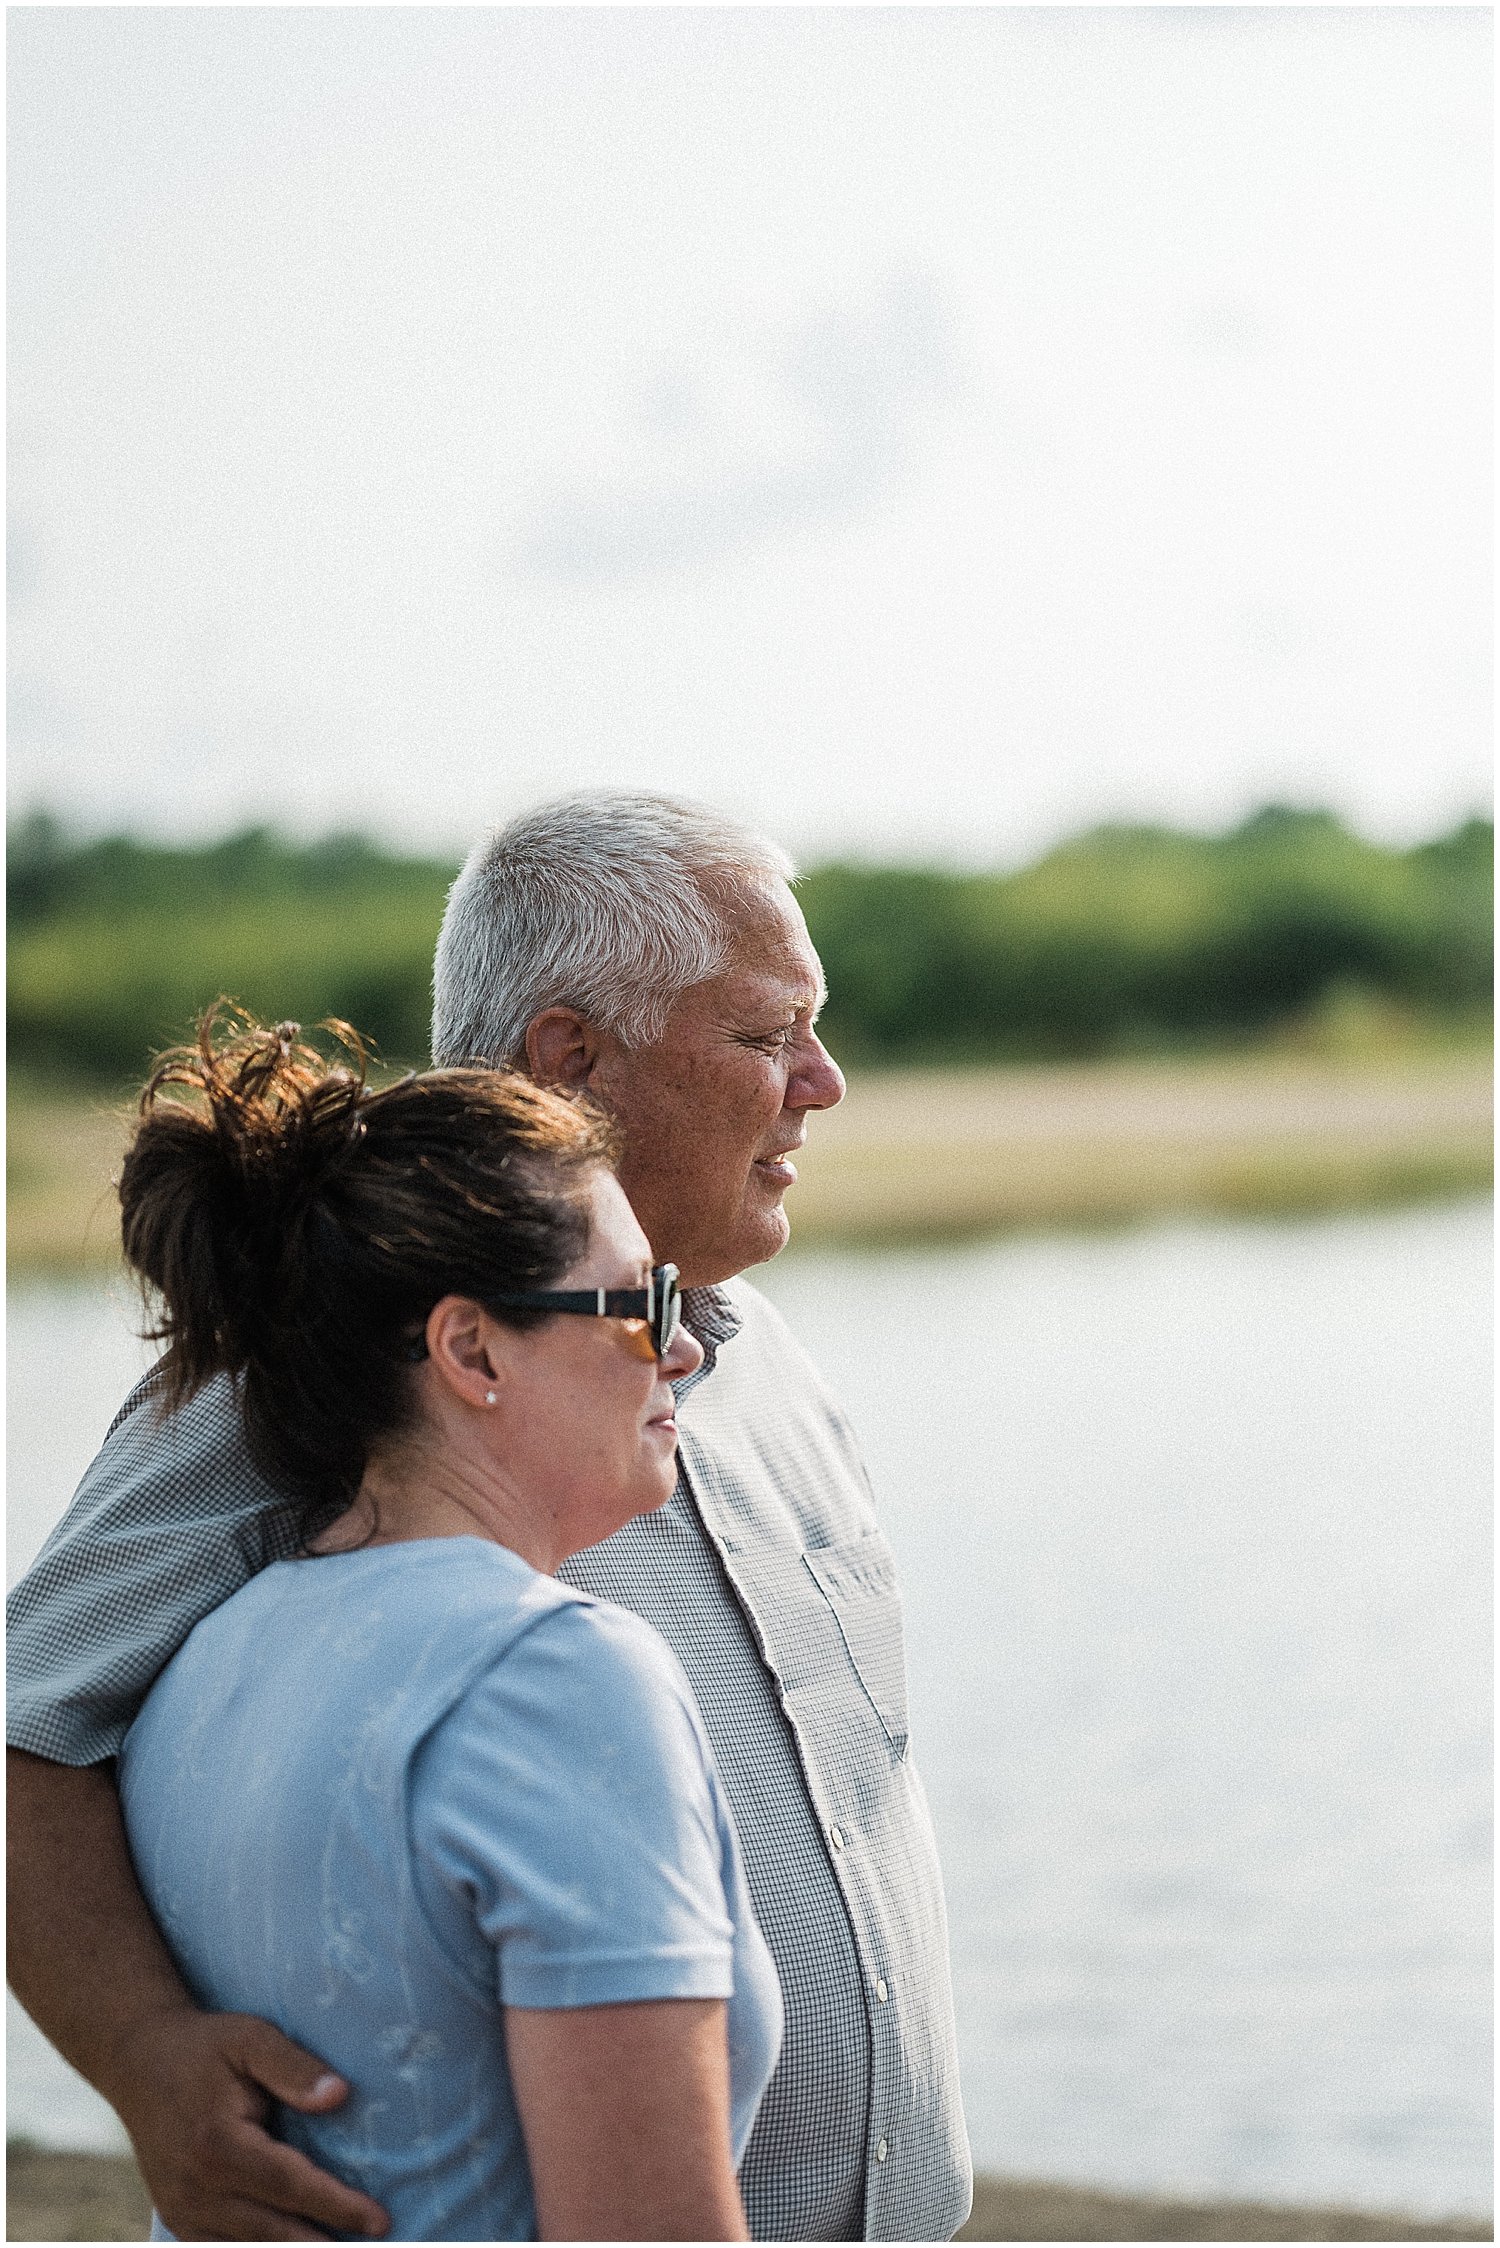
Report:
619,1318,658,1362
653,1267,681,1359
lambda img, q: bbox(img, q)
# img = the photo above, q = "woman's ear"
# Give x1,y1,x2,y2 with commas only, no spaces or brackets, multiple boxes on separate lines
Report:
423,1296,506,1412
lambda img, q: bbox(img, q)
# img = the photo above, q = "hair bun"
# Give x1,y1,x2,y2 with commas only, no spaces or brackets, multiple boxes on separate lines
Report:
119,1003,372,1397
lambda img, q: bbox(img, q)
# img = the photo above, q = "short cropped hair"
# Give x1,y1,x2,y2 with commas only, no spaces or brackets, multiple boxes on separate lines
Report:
431,790,795,1068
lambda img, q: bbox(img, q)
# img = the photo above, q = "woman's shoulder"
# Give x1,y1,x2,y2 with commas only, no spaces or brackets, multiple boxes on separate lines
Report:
317,1540,691,1698
414,1589,734,1949
147,1537,712,1800
132,1538,583,1743
411,1576,742,2020
184,1532,537,1631
430,1583,716,1803
489,1585,704,1733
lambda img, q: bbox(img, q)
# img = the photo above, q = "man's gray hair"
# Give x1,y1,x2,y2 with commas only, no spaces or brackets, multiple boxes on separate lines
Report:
432,790,796,1066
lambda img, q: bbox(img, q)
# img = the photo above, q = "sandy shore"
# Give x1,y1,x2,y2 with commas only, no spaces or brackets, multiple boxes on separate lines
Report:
5,2147,1490,2243
7,1053,1493,1273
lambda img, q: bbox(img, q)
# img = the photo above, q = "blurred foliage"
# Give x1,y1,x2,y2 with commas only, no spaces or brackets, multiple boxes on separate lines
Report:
801,808,1493,1064
8,816,455,1081
7,805,1492,1085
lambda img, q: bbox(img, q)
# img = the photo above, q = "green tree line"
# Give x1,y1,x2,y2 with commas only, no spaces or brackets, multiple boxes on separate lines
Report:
800,807,1493,1063
8,805,1491,1085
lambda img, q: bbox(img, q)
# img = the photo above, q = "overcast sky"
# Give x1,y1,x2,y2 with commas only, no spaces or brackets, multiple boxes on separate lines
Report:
7,6,1491,868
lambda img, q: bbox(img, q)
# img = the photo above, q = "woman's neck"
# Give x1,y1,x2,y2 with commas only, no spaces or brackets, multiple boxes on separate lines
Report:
308,1436,563,1574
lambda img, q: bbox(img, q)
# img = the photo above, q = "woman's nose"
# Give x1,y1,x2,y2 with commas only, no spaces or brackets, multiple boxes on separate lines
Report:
663,1321,705,1381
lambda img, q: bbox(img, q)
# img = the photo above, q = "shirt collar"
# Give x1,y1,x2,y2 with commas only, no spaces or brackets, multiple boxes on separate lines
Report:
674,1283,743,1401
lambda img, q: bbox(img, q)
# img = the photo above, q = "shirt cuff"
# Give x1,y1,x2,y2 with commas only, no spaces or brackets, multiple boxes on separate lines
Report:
500,1944,734,2010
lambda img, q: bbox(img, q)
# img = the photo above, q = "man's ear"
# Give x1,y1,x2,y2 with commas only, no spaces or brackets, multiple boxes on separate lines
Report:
524,1008,602,1090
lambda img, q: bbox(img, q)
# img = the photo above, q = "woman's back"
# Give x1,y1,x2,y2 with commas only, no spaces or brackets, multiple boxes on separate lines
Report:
119,1536,782,2243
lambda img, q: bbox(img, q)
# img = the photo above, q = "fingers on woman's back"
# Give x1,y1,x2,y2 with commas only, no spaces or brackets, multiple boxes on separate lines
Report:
135,2013,388,2241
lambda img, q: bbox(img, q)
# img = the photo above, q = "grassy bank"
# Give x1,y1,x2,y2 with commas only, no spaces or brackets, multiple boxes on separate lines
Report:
785,1050,1493,1246
7,1081,138,1272
7,1052,1491,1276
5,2146,1489,2243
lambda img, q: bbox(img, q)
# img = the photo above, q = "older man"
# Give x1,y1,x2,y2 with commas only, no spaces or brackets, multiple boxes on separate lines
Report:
8,792,972,2243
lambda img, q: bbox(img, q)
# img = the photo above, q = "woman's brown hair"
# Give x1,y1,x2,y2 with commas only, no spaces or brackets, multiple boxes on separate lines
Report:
119,1005,617,1532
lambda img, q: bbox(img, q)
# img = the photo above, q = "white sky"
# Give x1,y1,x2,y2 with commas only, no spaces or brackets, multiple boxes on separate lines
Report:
7,6,1492,867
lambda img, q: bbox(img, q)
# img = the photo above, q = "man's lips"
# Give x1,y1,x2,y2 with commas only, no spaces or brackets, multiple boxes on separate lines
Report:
753,1142,803,1183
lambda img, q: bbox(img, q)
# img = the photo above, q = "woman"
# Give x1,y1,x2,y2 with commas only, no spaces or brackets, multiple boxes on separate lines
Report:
114,1009,783,2242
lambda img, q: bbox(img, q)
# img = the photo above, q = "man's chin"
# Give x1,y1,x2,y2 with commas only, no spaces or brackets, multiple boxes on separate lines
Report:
733,1195,791,1285
685,1201,792,1289
746,1202,793,1269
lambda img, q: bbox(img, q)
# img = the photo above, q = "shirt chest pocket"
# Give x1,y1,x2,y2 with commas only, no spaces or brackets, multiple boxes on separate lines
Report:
801,1531,911,1761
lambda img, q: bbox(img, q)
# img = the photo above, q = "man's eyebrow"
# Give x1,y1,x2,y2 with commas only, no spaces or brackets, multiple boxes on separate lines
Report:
784,973,826,1022
742,967,826,1022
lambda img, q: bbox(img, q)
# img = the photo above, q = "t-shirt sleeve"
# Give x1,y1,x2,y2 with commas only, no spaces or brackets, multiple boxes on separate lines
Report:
6,1371,303,1766
413,1599,738,2010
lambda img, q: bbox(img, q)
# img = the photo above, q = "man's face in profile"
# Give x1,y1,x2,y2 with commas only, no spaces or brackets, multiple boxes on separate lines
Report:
591,880,845,1287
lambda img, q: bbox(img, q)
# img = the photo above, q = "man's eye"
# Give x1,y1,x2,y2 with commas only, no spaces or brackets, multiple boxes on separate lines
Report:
751,1027,795,1051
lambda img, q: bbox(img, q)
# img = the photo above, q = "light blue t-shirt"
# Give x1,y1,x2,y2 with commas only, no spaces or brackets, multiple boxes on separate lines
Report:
118,1536,783,2243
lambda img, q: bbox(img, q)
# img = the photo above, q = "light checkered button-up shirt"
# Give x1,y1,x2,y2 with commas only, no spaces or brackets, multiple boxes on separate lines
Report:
8,1278,972,2243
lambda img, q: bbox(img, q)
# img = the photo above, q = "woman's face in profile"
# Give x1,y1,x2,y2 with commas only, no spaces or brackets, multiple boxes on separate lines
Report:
475,1168,703,1559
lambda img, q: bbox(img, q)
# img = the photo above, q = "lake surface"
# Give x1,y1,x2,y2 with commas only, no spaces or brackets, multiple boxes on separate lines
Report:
7,1200,1492,2219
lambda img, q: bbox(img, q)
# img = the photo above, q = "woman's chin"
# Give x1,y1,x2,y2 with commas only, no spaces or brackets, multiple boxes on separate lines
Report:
637,1449,680,1512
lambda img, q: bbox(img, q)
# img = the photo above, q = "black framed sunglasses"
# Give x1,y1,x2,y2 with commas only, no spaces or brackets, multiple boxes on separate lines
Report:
404,1263,682,1365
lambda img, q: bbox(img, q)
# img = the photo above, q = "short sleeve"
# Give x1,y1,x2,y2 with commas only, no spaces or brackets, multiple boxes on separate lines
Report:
6,1372,301,1765
413,1599,738,2010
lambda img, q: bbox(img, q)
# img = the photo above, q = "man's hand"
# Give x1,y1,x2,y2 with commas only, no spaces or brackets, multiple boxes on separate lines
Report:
7,1751,387,2241
104,2009,388,2243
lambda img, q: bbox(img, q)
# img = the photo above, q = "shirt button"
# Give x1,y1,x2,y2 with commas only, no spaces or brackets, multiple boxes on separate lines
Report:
829,1824,845,1852
875,1977,889,2003
875,2137,888,2163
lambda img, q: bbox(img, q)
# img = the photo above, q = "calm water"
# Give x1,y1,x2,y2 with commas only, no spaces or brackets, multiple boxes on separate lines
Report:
7,1200,1492,2219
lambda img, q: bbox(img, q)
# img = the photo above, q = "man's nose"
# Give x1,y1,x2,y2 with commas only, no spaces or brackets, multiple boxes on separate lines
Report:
791,1033,845,1113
